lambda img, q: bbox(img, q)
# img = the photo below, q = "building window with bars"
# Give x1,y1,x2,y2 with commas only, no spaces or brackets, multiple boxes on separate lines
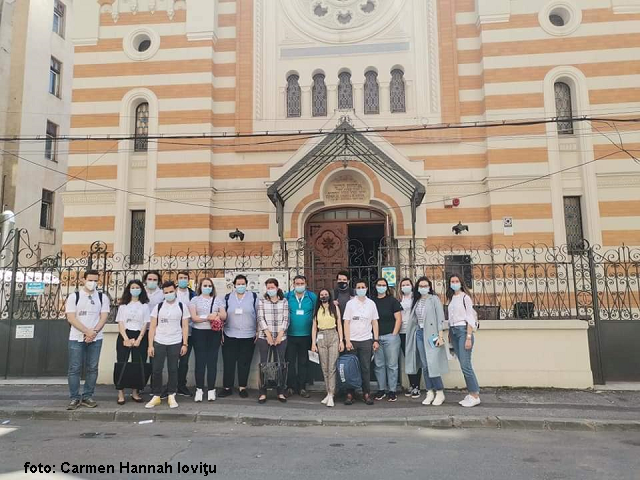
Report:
563,196,585,253
338,71,353,110
49,57,62,97
134,102,149,152
53,0,66,37
286,74,302,118
554,81,574,135
312,73,327,117
363,70,379,114
129,210,146,265
45,121,58,162
40,190,54,229
390,69,406,113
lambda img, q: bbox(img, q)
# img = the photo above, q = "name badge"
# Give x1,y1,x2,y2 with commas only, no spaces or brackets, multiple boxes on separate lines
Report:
235,308,243,315
296,309,305,316
317,334,324,340
352,316,360,321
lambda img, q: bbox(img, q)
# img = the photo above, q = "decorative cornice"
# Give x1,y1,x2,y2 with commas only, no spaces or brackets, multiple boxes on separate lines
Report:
597,174,640,187
155,189,215,203
60,191,117,205
426,0,440,113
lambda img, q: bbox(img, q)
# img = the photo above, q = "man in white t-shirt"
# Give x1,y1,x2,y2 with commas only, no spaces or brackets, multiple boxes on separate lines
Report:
174,271,196,397
145,281,190,409
64,270,111,410
342,279,380,406
144,270,164,311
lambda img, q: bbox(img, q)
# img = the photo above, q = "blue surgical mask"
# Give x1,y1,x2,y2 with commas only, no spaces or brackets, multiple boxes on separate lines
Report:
164,292,177,302
146,280,158,290
401,286,412,295
356,288,367,297
236,285,247,294
294,286,306,294
178,279,189,289
418,287,430,296
130,288,142,297
202,287,213,295
450,283,461,292
376,286,387,295
267,289,278,297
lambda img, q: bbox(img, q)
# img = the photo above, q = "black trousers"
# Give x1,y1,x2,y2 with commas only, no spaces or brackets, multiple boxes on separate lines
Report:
115,329,148,390
152,342,181,396
399,333,422,389
222,335,256,389
177,335,194,388
347,339,373,395
285,335,311,392
192,329,222,390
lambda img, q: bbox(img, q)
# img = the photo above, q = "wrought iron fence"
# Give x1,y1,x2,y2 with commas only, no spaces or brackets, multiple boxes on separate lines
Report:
0,229,638,323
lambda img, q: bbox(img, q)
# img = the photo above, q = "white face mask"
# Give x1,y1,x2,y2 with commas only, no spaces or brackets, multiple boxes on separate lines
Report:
84,280,97,291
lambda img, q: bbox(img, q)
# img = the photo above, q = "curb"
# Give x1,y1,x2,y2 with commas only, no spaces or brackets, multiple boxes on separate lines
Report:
2,408,640,432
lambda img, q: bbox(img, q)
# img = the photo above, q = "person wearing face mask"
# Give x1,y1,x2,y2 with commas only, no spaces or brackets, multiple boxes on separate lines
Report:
188,278,227,403
333,270,354,323
406,276,448,407
172,271,196,398
65,270,111,410
114,280,151,405
219,274,259,399
144,271,164,311
371,278,403,402
257,278,289,404
311,289,344,408
446,274,481,407
397,278,422,398
146,281,190,409
342,280,380,406
284,275,317,398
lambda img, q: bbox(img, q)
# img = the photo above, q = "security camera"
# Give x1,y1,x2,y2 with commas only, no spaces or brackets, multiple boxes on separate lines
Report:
452,222,469,235
229,228,245,241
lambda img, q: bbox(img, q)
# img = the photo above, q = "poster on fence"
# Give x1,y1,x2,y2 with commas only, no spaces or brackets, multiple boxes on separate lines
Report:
217,271,290,296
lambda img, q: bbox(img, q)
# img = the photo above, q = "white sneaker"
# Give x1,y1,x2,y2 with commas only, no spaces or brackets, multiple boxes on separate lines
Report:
194,388,204,403
168,394,179,409
207,389,216,402
327,395,335,408
321,394,330,405
432,390,445,406
460,395,481,408
458,395,470,406
422,390,435,405
145,396,161,409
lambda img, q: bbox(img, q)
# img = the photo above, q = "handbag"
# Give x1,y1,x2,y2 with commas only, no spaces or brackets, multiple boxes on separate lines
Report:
113,347,152,390
259,345,288,390
208,297,224,331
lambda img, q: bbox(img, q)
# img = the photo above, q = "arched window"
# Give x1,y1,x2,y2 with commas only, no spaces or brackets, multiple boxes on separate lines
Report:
286,74,301,118
338,71,353,110
554,81,573,134
312,73,327,117
134,102,149,152
390,69,406,113
363,70,379,114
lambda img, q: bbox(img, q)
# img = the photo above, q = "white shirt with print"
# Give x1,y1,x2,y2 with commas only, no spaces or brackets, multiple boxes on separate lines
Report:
151,301,190,345
189,295,225,331
343,297,379,342
116,302,151,332
65,290,111,342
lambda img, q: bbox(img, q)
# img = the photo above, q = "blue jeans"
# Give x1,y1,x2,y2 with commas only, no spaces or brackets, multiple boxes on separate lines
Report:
373,333,401,392
68,339,103,401
415,329,444,391
449,326,480,394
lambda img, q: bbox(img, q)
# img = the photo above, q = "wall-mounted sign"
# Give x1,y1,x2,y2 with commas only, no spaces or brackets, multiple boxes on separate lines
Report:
323,172,371,206
503,217,514,237
381,267,397,287
15,325,35,339
25,282,45,296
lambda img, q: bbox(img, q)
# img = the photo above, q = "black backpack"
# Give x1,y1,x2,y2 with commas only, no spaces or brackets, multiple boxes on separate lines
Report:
74,291,103,308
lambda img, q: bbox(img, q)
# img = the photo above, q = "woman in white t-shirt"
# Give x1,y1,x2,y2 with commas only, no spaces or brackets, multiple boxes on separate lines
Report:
114,279,151,405
145,281,190,409
397,278,422,398
188,278,227,403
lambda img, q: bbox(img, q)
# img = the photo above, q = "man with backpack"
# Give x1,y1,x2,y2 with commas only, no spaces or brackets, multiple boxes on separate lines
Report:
219,274,259,398
174,271,196,397
65,270,110,410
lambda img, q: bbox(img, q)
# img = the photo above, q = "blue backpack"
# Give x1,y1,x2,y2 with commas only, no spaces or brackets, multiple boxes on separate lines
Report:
336,353,362,391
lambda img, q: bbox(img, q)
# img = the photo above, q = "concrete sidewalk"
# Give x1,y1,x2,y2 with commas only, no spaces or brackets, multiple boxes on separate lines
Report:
1,385,639,432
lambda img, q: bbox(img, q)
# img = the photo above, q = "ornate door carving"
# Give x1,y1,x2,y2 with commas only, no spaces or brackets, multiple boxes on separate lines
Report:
306,222,349,290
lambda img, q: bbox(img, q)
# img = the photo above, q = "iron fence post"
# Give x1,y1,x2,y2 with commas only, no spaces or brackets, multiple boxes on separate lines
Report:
4,229,20,379
587,245,605,385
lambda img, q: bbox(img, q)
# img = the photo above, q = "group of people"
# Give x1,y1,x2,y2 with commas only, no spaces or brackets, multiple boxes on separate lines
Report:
65,269,481,410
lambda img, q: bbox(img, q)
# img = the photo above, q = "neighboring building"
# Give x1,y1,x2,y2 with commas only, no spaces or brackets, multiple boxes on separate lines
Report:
0,0,74,257
63,0,640,280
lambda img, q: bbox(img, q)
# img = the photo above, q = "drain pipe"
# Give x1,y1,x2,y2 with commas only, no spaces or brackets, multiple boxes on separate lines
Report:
0,210,15,268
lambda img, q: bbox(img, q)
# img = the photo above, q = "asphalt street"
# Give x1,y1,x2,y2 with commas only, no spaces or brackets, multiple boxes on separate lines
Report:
1,420,639,479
